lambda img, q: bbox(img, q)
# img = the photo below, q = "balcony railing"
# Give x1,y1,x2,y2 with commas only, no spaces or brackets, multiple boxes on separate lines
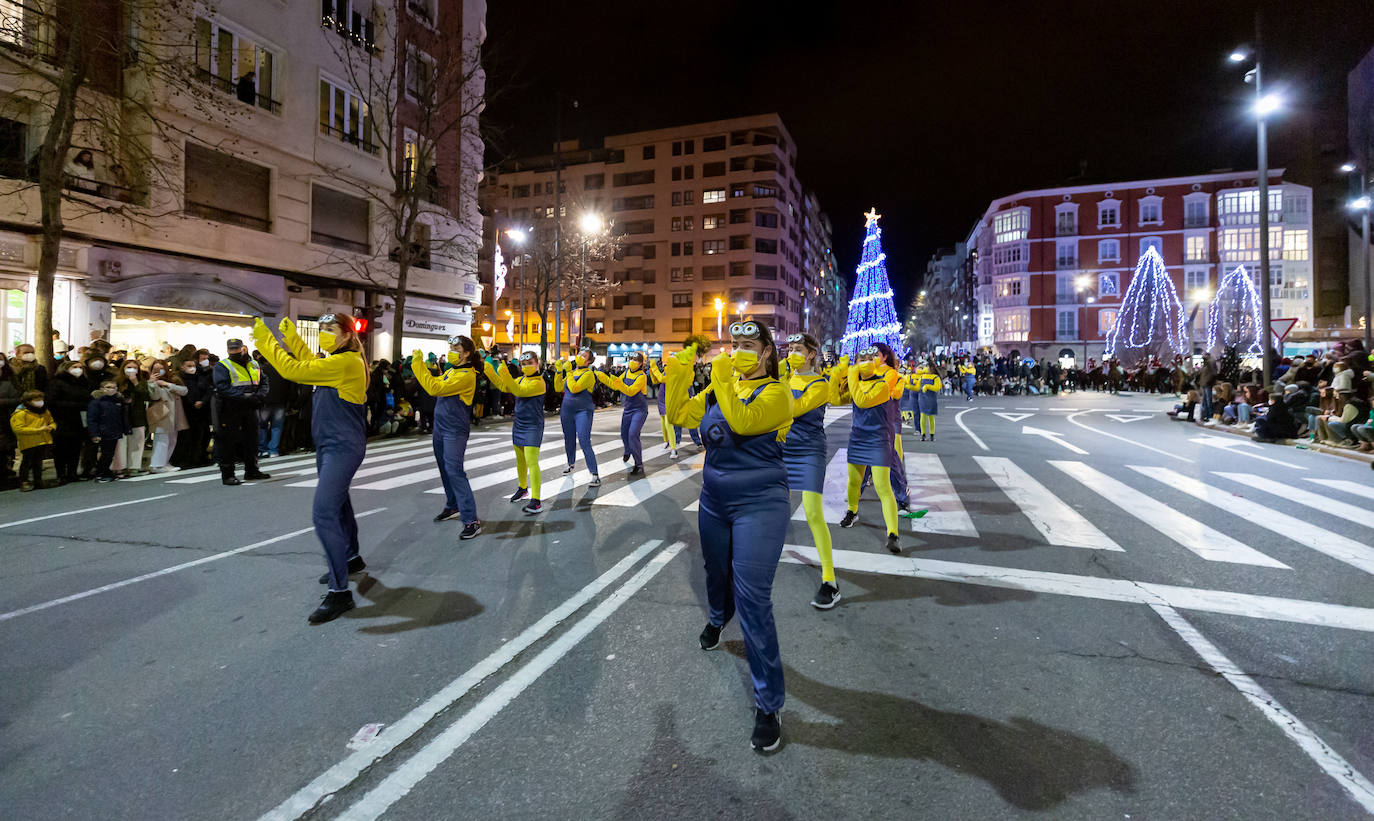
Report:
0,3,57,59
1056,224,1077,237
195,69,282,115
185,200,270,232
1056,258,1078,270
320,123,380,155
311,231,369,254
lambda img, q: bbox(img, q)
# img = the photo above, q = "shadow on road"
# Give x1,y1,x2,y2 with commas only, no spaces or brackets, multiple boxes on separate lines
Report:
835,570,1037,608
348,576,484,633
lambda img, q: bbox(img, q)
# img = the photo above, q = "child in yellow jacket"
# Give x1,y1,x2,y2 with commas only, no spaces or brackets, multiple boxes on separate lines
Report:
11,390,55,491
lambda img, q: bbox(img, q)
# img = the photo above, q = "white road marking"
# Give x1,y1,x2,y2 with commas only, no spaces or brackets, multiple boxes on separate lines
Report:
684,499,699,511
954,408,988,451
593,456,705,506
170,441,443,485
345,441,524,490
0,493,178,530
974,457,1120,550
1305,478,1374,502
1104,414,1151,423
791,449,851,523
330,542,687,821
1215,473,1374,531
1132,466,1374,576
258,540,666,821
136,439,423,483
1065,410,1194,462
779,545,1374,632
1190,435,1308,470
273,444,438,478
904,453,977,538
825,406,852,426
1151,604,1374,815
423,438,624,494
1021,425,1089,454
993,412,1034,422
0,509,386,622
1049,461,1287,567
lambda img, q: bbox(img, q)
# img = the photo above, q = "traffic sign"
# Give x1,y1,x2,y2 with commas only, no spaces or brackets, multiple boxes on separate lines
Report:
1269,317,1298,342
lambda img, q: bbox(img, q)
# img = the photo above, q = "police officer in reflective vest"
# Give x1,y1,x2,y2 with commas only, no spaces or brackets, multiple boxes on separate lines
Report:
213,338,271,486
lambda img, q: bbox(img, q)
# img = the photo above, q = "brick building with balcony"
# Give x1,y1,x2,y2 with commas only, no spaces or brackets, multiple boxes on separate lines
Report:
972,170,1315,362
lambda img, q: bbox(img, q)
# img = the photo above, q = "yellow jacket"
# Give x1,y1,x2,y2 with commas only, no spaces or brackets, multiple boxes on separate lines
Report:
912,370,942,392
413,352,476,403
554,357,596,394
595,366,647,396
251,318,368,404
10,407,55,450
482,359,545,398
665,346,792,441
789,371,830,418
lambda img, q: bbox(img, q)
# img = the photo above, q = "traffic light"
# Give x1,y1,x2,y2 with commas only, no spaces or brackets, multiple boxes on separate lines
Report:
353,305,375,355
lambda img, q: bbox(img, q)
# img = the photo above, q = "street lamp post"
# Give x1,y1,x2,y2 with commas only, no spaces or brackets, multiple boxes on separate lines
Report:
1075,274,1093,367
1343,163,1372,349
578,213,602,347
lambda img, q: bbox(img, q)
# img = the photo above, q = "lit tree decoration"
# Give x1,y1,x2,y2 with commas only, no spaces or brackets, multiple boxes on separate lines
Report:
1206,264,1263,355
1103,246,1188,363
841,208,906,359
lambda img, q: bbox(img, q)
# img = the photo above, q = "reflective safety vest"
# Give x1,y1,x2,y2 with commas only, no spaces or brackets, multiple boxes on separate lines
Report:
223,358,261,387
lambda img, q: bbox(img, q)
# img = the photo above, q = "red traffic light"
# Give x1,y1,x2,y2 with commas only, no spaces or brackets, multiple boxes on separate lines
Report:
354,316,369,333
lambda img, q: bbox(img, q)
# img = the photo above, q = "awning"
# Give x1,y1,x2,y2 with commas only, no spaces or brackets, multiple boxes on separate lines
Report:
112,304,254,327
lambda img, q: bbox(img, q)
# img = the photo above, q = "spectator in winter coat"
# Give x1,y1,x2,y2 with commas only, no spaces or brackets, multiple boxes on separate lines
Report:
1253,385,1301,442
87,380,127,481
10,390,55,490
47,359,92,482
112,359,152,476
256,352,293,457
146,359,188,472
11,343,47,393
0,354,19,482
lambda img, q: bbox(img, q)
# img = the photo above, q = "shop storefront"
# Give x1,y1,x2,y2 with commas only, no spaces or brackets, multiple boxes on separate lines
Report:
375,296,474,358
604,342,663,366
0,232,87,352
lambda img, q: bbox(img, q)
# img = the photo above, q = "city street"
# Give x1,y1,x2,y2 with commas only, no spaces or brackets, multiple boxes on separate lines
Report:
2,391,1372,820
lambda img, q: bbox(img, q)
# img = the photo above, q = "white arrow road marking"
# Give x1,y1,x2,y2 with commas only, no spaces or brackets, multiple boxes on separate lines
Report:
993,412,1034,422
1021,425,1089,455
1066,411,1193,463
1189,435,1308,470
1104,414,1151,423
974,457,1120,550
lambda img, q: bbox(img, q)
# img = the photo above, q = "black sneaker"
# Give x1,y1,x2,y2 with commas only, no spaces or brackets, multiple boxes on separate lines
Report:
897,501,910,513
243,471,271,480
509,487,529,503
589,475,601,487
751,709,782,752
318,555,368,584
886,533,901,554
920,434,927,442
522,499,543,515
434,507,460,522
308,590,355,624
929,433,935,441
811,582,841,610
459,521,483,540
699,622,722,651
629,465,643,476
222,476,242,486
562,464,576,475
839,510,858,528
623,453,630,463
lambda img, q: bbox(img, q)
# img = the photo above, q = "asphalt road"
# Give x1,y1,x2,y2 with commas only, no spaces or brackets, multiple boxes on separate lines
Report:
2,389,1372,820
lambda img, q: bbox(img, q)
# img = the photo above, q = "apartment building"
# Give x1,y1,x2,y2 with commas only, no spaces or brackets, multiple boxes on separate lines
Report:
0,0,484,356
476,113,841,359
971,170,1315,361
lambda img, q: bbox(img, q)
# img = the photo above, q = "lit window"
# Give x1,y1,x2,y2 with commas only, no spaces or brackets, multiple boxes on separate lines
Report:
992,209,1028,244
1282,230,1308,261
1185,234,1208,262
319,78,376,153
1098,309,1119,335
703,188,726,204
197,16,280,113
1099,273,1119,296
702,215,722,230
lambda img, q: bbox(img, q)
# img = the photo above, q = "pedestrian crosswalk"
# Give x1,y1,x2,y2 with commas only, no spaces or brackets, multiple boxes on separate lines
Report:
121,424,1374,582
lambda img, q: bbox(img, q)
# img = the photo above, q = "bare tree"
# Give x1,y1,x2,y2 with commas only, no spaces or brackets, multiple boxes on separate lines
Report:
0,0,239,362
308,6,490,363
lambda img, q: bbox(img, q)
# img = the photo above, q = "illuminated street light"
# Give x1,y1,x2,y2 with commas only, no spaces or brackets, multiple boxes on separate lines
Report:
1228,49,1248,63
505,228,527,244
1254,92,1283,117
1351,196,1372,211
1340,162,1357,174
1347,161,1371,349
1229,32,1278,379
579,213,603,233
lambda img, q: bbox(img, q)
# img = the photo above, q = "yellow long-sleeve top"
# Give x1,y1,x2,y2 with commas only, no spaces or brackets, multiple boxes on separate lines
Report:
883,367,905,402
594,367,647,396
482,360,545,398
666,349,792,441
252,322,367,404
554,359,596,394
412,355,476,403
789,372,830,418
958,363,975,376
827,357,850,405
847,364,894,410
913,371,943,393
648,360,668,385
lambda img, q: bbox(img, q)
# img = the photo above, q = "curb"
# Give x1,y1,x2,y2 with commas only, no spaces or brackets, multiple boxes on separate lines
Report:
1193,419,1374,466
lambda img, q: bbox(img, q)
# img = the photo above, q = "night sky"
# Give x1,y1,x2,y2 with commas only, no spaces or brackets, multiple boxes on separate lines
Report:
482,1,1374,310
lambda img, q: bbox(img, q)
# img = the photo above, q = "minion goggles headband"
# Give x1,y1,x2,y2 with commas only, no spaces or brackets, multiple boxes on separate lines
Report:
729,321,761,339
318,314,353,330
860,345,880,357
447,335,468,347
519,352,538,364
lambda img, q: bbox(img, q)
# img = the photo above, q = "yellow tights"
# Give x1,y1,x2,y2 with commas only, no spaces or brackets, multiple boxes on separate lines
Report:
846,463,899,537
659,415,678,448
514,445,542,499
801,490,835,583
920,414,934,435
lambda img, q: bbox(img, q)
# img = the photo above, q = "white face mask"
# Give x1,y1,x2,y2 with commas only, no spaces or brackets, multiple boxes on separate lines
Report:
90,360,105,370
124,367,138,376
199,359,209,367
30,400,44,409
69,368,83,377
20,352,35,362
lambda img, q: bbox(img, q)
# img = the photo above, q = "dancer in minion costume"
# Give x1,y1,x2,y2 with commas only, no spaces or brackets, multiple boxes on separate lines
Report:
781,332,841,609
556,344,600,486
958,356,976,400
836,344,903,554
411,336,482,540
250,314,368,624
878,347,912,512
913,359,942,440
649,351,701,457
596,350,650,475
665,321,792,752
482,350,546,514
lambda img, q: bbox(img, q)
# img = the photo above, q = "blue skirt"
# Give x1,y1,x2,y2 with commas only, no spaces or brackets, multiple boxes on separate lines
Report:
782,442,825,494
917,391,939,416
511,396,545,447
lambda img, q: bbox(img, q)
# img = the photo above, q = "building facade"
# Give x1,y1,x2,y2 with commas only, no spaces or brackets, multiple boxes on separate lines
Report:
476,114,836,359
0,0,485,357
971,170,1315,361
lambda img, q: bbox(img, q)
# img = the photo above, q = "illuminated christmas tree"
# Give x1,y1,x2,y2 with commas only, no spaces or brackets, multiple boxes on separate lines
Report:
841,208,905,359
1206,264,1264,355
1103,246,1188,364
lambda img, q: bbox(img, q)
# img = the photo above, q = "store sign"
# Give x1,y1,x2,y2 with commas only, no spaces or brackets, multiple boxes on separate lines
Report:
381,310,470,339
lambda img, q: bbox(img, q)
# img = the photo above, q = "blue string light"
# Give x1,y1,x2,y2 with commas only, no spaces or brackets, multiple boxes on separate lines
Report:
1103,246,1187,362
841,209,906,359
1206,264,1263,355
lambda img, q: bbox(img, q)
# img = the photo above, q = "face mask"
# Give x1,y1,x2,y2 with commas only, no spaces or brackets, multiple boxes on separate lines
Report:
318,331,337,352
857,362,876,378
228,352,249,364
55,353,64,360
786,352,806,370
575,354,588,367
628,361,641,372
124,367,139,376
29,400,44,409
198,359,209,368
20,352,35,362
103,387,117,395
731,349,759,375
90,360,104,370
183,367,196,375
521,364,539,376
155,369,165,377
69,367,83,377
447,351,464,366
